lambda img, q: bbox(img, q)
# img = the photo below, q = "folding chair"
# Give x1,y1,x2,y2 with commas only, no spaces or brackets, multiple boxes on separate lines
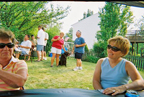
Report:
20,48,33,62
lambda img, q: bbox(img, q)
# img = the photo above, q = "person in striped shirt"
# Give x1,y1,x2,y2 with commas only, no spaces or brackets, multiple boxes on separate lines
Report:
0,28,28,91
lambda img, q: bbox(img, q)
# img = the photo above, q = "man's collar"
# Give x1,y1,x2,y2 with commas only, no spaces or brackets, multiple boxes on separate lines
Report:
10,56,18,63
3,56,18,69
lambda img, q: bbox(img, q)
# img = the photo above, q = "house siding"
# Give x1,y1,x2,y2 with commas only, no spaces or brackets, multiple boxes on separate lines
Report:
72,13,100,49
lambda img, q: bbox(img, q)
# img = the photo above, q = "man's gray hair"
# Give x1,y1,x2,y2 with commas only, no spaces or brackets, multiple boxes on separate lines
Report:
77,30,81,34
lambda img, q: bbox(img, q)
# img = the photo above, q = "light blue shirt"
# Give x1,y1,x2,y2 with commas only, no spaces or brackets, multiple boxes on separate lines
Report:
101,57,130,89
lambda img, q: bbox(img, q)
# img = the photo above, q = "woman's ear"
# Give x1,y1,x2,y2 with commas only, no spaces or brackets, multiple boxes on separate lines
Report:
121,52,125,57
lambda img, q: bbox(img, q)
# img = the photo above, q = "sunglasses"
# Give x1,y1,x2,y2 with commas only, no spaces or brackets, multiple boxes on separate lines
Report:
107,45,121,52
0,43,14,48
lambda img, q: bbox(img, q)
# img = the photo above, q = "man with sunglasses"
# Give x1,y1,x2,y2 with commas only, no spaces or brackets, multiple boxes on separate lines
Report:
0,29,28,91
15,34,32,60
93,36,144,96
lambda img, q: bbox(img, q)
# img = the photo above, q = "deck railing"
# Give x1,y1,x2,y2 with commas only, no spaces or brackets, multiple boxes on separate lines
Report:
124,55,144,70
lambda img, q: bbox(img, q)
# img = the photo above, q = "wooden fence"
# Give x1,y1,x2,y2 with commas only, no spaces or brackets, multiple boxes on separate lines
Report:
124,55,144,70
82,51,144,70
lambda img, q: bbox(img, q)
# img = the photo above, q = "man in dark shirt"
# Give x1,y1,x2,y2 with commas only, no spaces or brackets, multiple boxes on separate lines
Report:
72,30,86,71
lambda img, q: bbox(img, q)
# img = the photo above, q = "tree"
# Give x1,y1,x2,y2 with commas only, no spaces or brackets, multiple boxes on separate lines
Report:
118,6,134,36
0,2,70,42
64,27,73,42
134,17,144,55
96,2,133,56
140,23,144,30
79,9,93,21
45,25,61,54
137,16,144,31
93,42,105,58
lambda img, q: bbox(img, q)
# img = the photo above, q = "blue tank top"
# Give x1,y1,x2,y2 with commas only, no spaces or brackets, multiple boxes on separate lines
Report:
101,57,130,89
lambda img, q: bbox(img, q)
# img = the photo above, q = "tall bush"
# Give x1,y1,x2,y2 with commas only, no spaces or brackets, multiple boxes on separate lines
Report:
85,44,89,53
93,42,106,58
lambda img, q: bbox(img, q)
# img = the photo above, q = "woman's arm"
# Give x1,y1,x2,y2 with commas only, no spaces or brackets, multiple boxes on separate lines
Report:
124,61,144,90
93,58,104,89
51,37,60,42
71,46,75,54
62,45,66,52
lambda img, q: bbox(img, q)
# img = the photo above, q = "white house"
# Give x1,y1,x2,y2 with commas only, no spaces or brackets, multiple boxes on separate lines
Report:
71,13,100,49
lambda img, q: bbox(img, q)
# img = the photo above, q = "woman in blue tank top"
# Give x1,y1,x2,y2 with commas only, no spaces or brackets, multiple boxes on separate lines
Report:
93,36,144,96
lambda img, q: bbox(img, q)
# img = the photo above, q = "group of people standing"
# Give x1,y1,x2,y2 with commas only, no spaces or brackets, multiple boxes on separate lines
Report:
14,26,49,62
14,25,86,71
50,30,86,71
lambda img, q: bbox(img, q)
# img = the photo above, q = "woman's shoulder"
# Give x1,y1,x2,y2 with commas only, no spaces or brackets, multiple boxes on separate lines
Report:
124,59,136,69
98,58,105,61
97,57,107,65
124,59,134,65
99,57,107,61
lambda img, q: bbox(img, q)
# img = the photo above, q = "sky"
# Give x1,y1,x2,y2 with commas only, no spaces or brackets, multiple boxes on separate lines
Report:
46,1,144,33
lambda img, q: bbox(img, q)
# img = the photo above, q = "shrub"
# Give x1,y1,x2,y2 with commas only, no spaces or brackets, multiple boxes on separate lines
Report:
86,55,99,63
93,42,106,58
82,54,99,63
85,44,89,53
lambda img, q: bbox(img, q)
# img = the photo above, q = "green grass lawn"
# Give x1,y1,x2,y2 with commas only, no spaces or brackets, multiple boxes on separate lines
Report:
24,57,96,90
24,57,144,90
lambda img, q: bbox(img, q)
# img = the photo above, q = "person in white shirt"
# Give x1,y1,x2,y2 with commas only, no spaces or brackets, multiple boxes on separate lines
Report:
42,27,49,60
15,34,32,60
36,26,45,62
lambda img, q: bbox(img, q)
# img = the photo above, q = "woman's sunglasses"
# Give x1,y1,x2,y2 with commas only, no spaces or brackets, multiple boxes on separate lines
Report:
0,43,14,48
107,45,121,52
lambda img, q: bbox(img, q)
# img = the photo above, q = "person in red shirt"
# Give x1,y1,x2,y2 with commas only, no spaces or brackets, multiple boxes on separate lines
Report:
50,32,66,67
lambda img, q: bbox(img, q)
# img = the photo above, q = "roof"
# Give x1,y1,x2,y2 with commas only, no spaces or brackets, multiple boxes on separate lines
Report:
126,30,144,43
71,13,99,26
109,1,144,8
51,1,144,8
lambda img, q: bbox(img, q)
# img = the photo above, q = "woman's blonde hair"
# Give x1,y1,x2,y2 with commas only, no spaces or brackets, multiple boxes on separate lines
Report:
108,36,130,57
60,32,64,35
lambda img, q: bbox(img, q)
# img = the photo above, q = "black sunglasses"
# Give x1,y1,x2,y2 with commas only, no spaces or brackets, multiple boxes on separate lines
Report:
0,43,14,48
107,45,121,52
